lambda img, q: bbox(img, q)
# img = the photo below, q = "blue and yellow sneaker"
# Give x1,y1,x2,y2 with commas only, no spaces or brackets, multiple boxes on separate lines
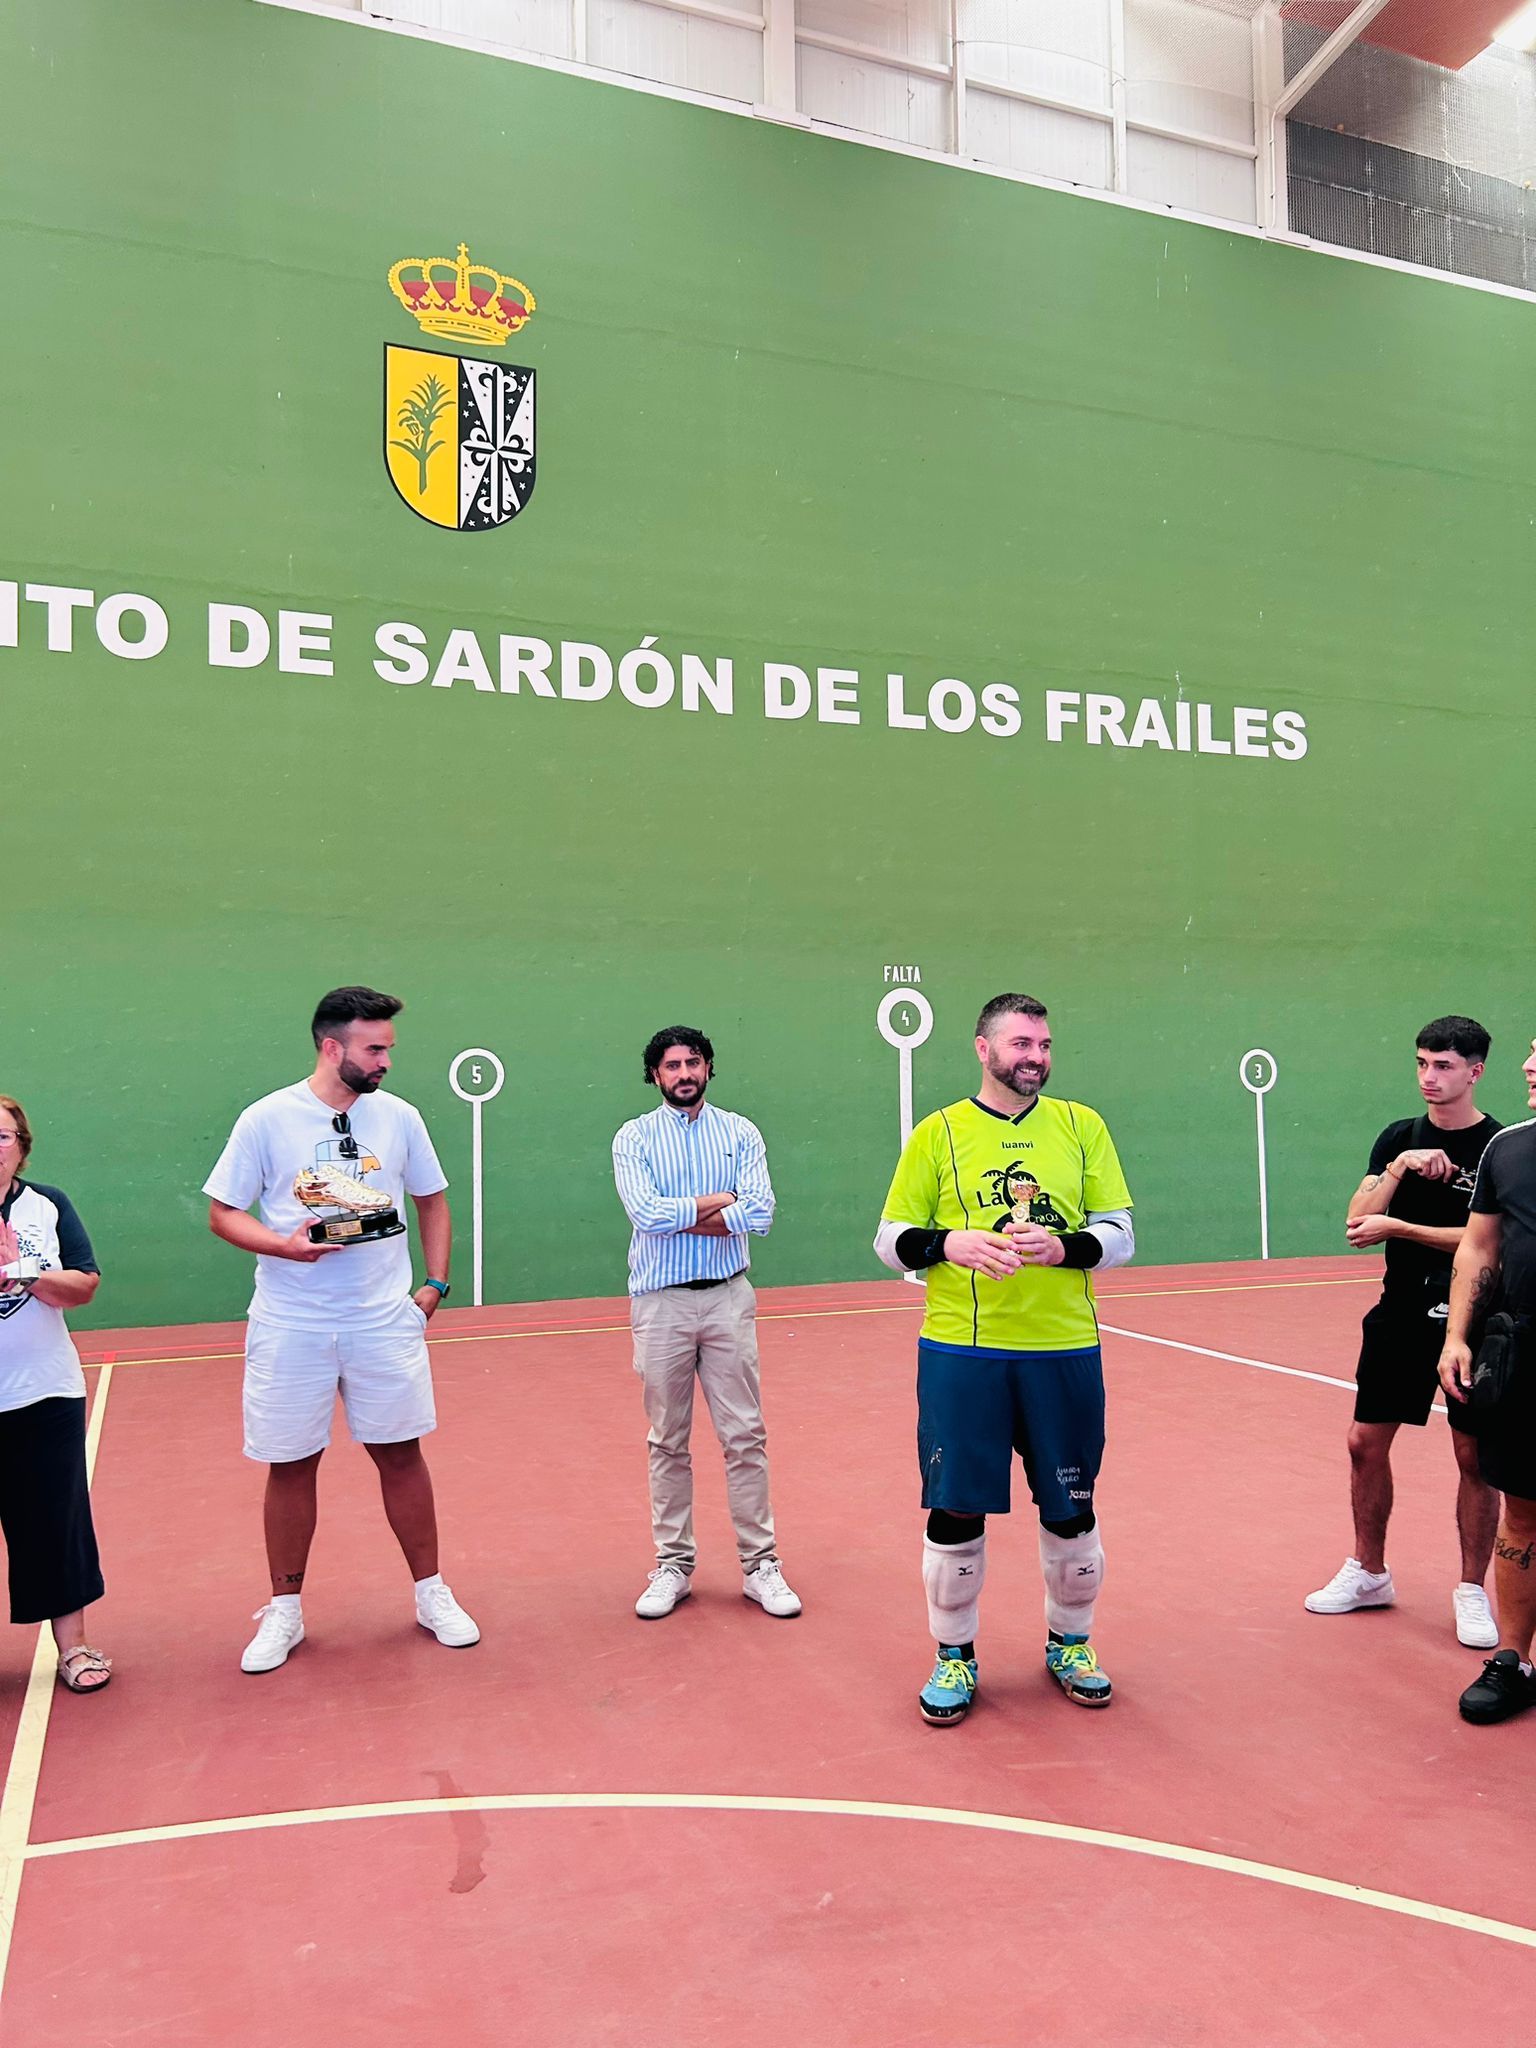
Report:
919,1646,978,1725
1045,1631,1112,1707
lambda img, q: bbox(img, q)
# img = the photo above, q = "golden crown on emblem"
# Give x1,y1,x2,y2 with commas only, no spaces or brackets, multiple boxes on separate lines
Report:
387,242,536,346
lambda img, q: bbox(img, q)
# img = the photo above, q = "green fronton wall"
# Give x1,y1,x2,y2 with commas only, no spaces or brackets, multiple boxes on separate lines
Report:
3,0,1534,1327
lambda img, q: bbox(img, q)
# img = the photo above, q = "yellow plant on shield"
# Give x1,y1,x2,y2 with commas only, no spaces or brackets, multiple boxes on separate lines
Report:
384,345,459,528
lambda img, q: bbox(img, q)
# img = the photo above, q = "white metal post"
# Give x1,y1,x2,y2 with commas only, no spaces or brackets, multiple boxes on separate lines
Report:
761,0,796,113
449,1048,505,1308
878,991,934,1284
950,0,966,159
1239,1050,1278,1261
1253,0,1288,233
1108,0,1128,194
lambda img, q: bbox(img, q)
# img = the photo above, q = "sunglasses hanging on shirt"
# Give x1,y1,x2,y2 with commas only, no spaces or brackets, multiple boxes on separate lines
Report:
292,1112,404,1245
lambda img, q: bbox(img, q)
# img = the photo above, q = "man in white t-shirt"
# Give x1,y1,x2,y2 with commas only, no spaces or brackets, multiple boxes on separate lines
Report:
205,985,479,1673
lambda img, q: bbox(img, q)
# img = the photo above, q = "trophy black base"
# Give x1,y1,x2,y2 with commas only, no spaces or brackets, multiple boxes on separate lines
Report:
306,1208,406,1246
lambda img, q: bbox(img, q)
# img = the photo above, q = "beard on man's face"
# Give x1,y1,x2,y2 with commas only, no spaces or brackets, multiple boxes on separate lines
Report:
988,1050,1048,1093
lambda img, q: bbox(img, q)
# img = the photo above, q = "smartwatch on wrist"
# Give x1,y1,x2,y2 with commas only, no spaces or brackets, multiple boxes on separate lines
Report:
423,1277,451,1299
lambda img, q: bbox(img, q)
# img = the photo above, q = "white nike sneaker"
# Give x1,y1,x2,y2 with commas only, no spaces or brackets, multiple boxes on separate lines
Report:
636,1565,692,1618
1453,1582,1498,1650
416,1581,481,1647
743,1558,802,1618
241,1601,305,1673
1304,1558,1395,1614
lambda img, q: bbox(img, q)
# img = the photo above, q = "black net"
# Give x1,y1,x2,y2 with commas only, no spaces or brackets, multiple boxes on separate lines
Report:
1287,31,1536,291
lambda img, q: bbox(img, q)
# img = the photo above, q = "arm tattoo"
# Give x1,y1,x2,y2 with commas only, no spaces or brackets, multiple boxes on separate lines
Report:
1361,1174,1384,1193
1495,1536,1535,1572
1472,1266,1498,1314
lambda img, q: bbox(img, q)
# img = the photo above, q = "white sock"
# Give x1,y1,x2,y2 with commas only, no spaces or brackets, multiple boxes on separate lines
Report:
1038,1525,1104,1637
271,1592,301,1613
414,1572,444,1594
923,1533,986,1646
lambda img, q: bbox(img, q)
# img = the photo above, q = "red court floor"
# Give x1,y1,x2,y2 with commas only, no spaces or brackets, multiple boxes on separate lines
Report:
1,1258,1531,2045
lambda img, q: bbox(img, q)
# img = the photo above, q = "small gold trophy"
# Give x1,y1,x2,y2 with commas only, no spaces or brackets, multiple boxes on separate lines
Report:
0,1252,39,1295
1009,1174,1041,1231
293,1164,406,1246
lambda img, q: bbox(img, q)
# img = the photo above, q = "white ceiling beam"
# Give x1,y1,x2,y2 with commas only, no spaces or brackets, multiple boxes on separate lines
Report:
1273,0,1392,121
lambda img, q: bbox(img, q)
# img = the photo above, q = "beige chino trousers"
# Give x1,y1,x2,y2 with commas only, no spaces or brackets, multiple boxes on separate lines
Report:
631,1274,777,1573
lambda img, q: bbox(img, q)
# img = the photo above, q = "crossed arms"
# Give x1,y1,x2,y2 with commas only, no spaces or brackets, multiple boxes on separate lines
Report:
1345,1145,1466,1255
611,1126,775,1241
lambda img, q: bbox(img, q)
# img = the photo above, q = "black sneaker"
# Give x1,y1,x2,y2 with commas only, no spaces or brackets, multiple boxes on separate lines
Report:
1459,1648,1536,1725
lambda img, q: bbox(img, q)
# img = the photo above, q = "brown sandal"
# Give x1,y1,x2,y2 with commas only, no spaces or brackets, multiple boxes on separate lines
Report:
57,1645,112,1693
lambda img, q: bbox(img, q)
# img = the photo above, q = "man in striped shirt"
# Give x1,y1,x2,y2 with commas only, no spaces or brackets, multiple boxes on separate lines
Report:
612,1026,801,1621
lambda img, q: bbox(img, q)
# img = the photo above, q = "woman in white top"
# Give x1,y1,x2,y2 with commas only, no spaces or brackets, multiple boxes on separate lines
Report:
0,1094,110,1692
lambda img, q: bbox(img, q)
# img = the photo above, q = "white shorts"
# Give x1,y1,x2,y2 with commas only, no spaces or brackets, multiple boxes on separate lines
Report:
243,1299,437,1463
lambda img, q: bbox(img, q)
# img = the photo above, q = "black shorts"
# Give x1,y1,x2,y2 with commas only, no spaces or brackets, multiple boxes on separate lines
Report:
1354,1300,1473,1432
1474,1333,1536,1498
1477,1433,1536,1499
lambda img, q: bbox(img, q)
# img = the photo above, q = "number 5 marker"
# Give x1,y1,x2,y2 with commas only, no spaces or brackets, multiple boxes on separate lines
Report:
449,1048,505,1306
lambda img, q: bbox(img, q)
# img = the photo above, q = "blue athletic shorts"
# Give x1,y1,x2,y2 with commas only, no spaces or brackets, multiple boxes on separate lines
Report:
916,1338,1105,1521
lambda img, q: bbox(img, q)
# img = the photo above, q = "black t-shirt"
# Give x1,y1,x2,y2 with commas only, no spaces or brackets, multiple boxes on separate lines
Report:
1471,1123,1536,1315
1367,1115,1502,1306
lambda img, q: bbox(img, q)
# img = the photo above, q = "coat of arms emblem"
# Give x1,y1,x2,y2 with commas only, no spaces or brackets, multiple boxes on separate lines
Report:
383,243,538,532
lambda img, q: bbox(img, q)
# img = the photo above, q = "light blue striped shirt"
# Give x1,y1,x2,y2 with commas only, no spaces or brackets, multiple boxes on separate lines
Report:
612,1101,775,1296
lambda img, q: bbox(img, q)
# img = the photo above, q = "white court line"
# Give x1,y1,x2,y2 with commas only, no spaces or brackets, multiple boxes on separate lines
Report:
0,1361,115,1992
1100,1322,1356,1391
76,1275,1383,1372
1100,1323,1449,1417
19,1789,1536,1951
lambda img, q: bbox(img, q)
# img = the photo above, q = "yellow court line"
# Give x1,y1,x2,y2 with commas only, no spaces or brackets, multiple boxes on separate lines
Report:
1102,1276,1379,1301
0,1362,115,1992
21,1789,1536,1951
82,1276,1380,1371
77,1303,925,1368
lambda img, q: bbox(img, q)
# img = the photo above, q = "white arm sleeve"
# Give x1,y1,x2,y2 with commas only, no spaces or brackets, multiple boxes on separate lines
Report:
874,1218,920,1275
1085,1208,1134,1271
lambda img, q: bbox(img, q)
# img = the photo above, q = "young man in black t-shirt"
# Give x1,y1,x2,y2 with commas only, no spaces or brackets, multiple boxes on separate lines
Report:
1305,1017,1500,1646
1441,1036,1536,1722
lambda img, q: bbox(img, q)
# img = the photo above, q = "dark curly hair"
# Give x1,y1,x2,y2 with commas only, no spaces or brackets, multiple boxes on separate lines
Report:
643,1026,715,1086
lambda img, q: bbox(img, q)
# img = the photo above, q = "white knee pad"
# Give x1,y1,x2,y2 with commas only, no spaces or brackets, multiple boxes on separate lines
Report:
1038,1525,1104,1636
922,1533,986,1645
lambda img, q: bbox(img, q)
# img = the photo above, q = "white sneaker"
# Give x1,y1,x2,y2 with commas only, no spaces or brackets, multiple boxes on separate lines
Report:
1304,1558,1395,1615
743,1558,802,1618
416,1582,481,1647
241,1601,305,1673
1454,1582,1498,1650
635,1565,692,1618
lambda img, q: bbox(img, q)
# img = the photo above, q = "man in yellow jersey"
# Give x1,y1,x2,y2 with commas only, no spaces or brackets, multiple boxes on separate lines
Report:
874,993,1134,1723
